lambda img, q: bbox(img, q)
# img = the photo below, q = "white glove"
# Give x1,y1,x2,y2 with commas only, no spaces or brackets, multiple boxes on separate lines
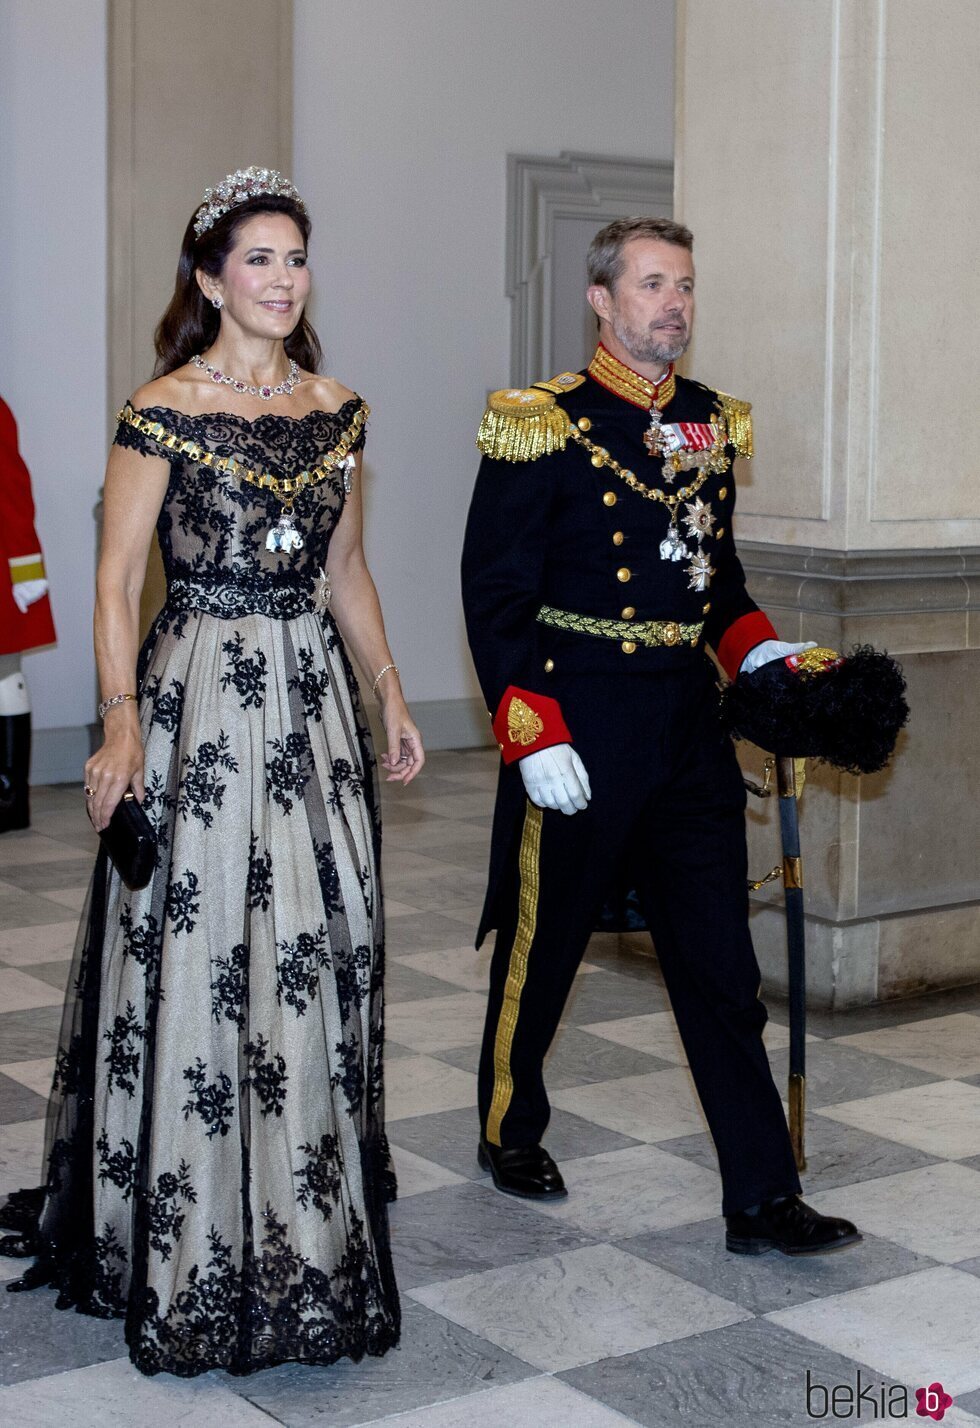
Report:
11,578,48,615
740,639,817,676
520,743,591,816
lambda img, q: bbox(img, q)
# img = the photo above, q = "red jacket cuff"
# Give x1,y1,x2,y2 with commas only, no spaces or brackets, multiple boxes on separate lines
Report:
715,611,778,681
491,685,572,765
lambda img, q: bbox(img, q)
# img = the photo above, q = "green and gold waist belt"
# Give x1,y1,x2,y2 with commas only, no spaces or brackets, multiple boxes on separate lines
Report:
536,604,704,649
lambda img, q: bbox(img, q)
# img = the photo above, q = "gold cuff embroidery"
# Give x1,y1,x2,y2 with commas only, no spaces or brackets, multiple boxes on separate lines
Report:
507,696,544,746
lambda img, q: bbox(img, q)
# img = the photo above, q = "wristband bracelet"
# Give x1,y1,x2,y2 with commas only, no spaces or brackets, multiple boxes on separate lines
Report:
98,692,138,720
371,663,399,699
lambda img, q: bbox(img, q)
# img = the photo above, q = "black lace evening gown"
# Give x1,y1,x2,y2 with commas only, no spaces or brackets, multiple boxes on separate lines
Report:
0,398,400,1376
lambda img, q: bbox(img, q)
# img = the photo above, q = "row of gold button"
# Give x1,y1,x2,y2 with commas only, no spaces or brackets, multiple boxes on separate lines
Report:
605,486,633,627
539,478,716,665
603,486,713,620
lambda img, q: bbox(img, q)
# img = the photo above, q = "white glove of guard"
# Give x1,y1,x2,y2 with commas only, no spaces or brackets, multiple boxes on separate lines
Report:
11,578,48,615
520,743,591,816
740,639,817,676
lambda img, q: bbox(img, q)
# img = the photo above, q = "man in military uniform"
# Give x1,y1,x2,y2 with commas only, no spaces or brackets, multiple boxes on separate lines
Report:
460,217,859,1255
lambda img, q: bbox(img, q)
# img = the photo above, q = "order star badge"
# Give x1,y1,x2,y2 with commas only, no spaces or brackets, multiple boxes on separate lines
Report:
312,566,332,613
686,550,715,592
682,496,716,544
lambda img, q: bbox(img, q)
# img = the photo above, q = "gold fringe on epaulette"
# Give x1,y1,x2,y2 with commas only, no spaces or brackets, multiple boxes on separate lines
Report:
477,388,571,463
718,394,753,459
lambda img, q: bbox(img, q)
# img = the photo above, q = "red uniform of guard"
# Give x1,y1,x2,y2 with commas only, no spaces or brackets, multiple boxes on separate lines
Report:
0,396,56,656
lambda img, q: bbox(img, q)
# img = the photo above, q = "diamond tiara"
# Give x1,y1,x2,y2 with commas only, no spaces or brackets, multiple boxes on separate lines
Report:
193,166,306,239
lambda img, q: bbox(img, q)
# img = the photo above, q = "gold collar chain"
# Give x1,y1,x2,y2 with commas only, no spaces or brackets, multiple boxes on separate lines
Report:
567,420,727,518
116,402,368,509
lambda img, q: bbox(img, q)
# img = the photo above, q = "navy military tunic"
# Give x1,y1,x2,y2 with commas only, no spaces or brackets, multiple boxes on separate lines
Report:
463,363,772,709
462,352,776,945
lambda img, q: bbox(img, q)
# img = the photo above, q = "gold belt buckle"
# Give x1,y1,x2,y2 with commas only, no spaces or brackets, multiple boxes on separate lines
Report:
662,621,681,647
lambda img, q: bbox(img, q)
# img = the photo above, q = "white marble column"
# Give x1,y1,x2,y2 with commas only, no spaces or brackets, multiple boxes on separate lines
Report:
674,0,980,1005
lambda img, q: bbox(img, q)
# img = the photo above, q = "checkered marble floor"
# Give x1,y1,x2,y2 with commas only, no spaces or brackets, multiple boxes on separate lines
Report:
2,751,979,1427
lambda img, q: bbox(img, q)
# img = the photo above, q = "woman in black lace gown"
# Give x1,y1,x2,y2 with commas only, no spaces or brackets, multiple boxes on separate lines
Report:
0,168,423,1375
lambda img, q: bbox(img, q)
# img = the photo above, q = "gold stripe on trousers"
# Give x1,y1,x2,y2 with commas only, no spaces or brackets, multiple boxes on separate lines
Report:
485,801,543,1146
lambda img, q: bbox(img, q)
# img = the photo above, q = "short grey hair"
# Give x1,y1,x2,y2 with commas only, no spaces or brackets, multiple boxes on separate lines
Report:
587,216,694,291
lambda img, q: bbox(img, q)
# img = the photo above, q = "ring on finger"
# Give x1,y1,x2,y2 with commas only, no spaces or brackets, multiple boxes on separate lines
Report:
84,785,96,797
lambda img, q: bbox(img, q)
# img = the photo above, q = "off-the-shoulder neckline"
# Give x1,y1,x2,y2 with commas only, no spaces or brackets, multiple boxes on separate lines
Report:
126,395,362,426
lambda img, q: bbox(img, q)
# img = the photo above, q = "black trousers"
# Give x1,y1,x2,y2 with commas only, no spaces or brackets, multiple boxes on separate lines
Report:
478,662,802,1215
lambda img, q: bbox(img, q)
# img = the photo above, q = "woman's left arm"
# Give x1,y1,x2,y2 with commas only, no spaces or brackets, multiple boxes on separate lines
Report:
325,451,424,784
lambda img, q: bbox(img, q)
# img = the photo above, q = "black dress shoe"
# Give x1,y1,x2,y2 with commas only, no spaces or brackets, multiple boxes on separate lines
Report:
0,1232,34,1259
477,1139,568,1199
6,1260,51,1293
726,1195,861,1256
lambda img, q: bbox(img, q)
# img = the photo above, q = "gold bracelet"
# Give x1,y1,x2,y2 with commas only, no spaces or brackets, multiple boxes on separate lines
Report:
98,692,138,719
371,663,399,698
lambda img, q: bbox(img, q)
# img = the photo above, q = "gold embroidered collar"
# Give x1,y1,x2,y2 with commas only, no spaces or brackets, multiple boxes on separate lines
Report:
116,401,368,507
588,344,676,411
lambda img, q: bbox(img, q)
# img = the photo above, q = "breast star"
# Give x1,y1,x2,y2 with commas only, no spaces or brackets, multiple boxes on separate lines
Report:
682,496,716,544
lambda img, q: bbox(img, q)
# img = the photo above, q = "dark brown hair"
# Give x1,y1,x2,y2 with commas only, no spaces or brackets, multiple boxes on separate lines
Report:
587,216,694,291
153,194,323,376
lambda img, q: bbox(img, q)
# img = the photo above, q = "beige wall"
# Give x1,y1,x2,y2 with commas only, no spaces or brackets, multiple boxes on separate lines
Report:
293,0,676,714
676,0,980,553
109,0,293,408
108,0,293,633
0,0,293,776
676,0,980,1003
0,0,108,768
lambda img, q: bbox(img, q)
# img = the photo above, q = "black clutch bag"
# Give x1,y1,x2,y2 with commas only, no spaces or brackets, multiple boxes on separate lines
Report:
99,791,157,890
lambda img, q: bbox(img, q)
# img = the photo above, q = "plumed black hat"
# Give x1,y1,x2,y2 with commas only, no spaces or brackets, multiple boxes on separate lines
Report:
721,645,909,776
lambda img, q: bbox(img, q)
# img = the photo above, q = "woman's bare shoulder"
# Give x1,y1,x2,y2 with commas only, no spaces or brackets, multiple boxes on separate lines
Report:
127,367,198,413
304,374,359,412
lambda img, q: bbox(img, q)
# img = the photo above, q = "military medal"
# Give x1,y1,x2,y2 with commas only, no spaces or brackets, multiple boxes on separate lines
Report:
686,550,715,591
264,453,356,555
643,410,669,459
682,496,716,543
266,509,304,554
642,363,676,467
659,524,687,562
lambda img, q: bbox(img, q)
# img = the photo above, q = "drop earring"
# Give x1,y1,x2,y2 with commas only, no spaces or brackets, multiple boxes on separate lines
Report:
211,296,223,310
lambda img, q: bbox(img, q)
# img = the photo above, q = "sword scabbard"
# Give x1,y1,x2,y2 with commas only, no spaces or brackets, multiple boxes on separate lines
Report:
776,756,808,1168
789,1071,807,1171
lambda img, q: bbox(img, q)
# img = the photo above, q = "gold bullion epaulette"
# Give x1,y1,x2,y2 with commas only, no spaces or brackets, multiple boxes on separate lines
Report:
476,371,585,462
716,391,753,459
